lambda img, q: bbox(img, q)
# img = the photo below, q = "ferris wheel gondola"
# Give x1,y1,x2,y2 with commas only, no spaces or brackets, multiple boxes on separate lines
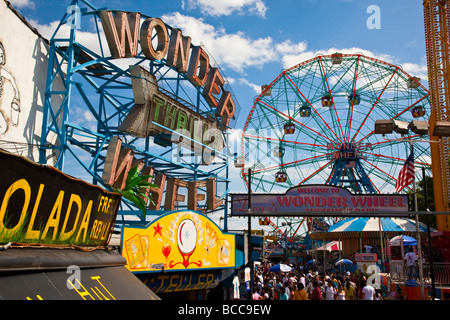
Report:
241,53,432,236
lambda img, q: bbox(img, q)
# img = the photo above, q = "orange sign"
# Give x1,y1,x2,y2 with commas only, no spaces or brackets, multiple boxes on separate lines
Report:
121,210,235,272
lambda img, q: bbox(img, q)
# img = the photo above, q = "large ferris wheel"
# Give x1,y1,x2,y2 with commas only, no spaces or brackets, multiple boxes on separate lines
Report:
242,53,432,198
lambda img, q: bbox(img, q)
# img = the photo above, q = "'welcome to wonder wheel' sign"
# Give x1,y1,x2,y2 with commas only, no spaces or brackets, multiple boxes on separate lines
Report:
230,185,409,217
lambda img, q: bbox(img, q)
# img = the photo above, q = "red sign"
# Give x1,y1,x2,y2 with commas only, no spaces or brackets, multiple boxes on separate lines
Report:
355,253,377,262
231,185,409,217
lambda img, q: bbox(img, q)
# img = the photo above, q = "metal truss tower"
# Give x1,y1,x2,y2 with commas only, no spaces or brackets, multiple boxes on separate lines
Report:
38,0,236,227
423,0,450,230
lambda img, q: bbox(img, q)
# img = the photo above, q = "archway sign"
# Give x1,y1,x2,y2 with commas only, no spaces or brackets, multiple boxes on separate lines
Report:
230,185,410,218
38,1,239,224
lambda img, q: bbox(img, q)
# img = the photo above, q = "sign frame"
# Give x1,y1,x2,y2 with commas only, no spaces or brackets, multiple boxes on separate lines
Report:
121,210,235,273
0,149,121,246
230,185,410,217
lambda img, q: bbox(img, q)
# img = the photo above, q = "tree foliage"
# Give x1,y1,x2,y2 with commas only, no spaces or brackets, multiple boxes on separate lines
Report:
113,166,159,217
407,175,436,229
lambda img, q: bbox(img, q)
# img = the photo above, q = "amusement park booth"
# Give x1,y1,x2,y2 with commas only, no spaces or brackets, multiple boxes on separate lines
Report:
310,217,433,267
0,150,159,300
120,210,237,300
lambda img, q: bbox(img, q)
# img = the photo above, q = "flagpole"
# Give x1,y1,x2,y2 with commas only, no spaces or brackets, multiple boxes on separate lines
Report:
378,217,385,272
410,140,425,300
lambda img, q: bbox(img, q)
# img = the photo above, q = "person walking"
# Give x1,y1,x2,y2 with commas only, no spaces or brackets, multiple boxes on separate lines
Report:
344,280,357,300
252,288,261,300
336,284,346,300
374,289,383,300
323,279,336,300
405,247,418,280
361,277,375,300
292,283,308,300
310,281,322,300
280,287,289,300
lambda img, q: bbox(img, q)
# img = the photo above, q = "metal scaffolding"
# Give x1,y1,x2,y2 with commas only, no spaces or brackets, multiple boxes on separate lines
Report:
38,0,235,226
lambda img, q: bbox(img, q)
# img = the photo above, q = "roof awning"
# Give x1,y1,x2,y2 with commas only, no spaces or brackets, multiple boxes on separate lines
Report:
0,248,159,300
312,240,342,251
309,217,435,241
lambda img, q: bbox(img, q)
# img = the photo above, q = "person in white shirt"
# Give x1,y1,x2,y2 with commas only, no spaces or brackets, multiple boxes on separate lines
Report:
281,274,288,286
323,279,336,300
283,282,291,299
299,273,306,288
361,279,375,300
405,247,418,279
288,274,296,290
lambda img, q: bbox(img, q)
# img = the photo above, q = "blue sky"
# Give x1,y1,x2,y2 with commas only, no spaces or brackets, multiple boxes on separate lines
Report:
12,0,428,119
9,0,430,232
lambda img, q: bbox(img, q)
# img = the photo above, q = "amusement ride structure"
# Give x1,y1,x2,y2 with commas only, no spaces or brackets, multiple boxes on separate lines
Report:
423,0,450,231
36,0,450,240
241,53,432,239
242,54,431,194
37,0,237,226
241,0,450,240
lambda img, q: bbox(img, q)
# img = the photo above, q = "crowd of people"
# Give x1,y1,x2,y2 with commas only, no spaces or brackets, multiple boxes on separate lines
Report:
251,261,395,300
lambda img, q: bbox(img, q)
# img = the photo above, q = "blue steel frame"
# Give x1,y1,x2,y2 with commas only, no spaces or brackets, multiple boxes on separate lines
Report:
328,158,377,194
38,0,234,228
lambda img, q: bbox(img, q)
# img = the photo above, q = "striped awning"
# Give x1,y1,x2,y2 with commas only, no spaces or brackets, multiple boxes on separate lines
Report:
313,240,342,251
310,217,435,241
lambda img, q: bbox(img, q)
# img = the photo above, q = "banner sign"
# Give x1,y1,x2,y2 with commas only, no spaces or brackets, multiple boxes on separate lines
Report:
230,185,409,217
121,210,235,272
245,267,251,292
118,66,224,152
0,150,121,246
355,253,378,263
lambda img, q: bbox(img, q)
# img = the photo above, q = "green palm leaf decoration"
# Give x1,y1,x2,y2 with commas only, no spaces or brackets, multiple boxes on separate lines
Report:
114,166,159,217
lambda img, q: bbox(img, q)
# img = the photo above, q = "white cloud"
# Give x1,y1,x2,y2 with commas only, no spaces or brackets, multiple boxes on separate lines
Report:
275,39,307,55
277,45,428,83
184,0,267,17
160,13,429,85
9,0,34,9
400,62,429,82
162,12,276,73
280,47,394,70
239,78,261,94
29,19,108,57
30,13,429,92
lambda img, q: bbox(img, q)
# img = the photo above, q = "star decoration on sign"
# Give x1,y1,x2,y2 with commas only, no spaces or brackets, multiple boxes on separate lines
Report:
153,222,163,237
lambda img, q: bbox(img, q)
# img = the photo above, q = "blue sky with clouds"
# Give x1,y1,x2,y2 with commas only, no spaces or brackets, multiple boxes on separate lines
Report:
12,0,428,123
8,0,430,231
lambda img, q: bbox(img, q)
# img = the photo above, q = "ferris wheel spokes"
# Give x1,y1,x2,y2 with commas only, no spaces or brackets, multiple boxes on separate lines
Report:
243,53,431,195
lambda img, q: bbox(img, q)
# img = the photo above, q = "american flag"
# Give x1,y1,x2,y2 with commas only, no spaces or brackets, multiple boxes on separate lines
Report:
395,152,415,193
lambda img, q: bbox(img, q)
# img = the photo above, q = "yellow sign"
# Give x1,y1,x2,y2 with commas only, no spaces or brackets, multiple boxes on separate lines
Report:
121,210,235,272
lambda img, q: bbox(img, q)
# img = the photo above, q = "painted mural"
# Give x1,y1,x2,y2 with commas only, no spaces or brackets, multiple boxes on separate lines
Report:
0,41,20,135
0,0,62,164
